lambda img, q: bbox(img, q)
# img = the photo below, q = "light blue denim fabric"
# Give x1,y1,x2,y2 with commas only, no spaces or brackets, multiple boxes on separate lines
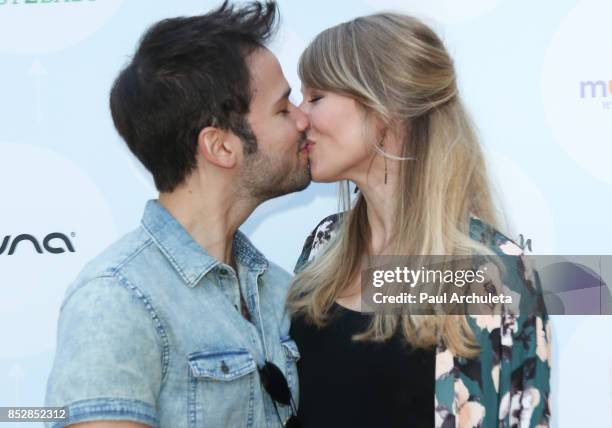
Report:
45,200,300,428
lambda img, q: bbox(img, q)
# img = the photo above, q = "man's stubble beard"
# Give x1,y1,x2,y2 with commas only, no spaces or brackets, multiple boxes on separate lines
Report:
237,146,311,201
231,117,311,201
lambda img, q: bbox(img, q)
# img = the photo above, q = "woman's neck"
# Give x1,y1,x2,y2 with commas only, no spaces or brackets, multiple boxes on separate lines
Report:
358,184,398,255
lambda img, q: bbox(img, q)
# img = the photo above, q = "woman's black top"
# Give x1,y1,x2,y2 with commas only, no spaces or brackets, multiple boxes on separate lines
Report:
290,302,436,428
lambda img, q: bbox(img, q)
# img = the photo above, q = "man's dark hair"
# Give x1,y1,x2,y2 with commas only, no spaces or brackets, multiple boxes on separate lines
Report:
110,1,279,192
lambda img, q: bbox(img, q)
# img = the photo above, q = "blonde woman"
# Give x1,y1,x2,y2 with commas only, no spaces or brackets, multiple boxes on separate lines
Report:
287,13,551,428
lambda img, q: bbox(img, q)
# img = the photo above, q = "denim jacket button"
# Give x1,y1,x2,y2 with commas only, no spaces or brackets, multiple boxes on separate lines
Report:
221,360,229,373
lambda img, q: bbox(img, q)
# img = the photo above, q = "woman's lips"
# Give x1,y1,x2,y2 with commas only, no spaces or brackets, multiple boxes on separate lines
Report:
300,139,315,154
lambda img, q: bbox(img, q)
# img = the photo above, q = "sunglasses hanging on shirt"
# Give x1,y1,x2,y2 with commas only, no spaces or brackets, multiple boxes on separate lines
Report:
259,361,301,427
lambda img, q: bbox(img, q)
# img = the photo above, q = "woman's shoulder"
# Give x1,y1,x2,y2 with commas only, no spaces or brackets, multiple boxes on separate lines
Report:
293,212,344,274
467,216,548,336
468,216,526,256
468,216,543,307
293,213,530,273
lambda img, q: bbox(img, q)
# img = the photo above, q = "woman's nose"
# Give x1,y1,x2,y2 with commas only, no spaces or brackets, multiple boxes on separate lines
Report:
292,103,310,132
297,98,311,115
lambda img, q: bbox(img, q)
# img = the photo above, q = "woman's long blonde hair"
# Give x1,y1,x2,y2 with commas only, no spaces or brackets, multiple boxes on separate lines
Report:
287,13,503,358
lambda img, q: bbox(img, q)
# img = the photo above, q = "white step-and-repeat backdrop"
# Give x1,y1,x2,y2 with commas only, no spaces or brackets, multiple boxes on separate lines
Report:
1,0,611,426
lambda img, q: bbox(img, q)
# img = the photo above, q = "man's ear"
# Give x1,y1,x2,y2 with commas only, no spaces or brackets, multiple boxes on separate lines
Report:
197,127,238,169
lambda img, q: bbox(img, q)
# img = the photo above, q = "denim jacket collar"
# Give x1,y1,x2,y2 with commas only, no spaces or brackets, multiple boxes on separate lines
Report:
232,228,269,273
140,199,268,288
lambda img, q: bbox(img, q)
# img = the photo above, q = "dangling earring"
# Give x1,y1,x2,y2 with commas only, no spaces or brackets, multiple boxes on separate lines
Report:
378,136,387,184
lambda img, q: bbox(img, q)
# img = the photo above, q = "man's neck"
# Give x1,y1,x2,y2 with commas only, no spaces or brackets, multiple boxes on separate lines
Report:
158,184,258,267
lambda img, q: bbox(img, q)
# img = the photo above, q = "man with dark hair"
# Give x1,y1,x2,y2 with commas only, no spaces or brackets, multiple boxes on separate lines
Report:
45,2,308,427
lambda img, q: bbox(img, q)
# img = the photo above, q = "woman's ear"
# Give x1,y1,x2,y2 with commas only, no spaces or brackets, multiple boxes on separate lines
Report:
366,110,388,141
197,127,238,169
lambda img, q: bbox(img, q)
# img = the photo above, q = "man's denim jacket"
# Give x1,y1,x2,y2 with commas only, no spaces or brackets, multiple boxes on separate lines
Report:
45,200,300,427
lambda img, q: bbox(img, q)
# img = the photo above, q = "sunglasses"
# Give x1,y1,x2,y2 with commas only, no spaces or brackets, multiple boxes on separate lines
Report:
258,361,301,428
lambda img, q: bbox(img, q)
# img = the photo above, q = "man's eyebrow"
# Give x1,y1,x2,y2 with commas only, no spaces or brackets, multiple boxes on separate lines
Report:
274,87,291,106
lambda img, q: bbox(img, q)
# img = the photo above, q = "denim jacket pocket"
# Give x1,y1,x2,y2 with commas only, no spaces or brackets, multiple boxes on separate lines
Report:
187,348,257,428
188,348,257,381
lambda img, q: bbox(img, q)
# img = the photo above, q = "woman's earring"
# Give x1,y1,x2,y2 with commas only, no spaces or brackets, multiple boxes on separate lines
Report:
379,137,387,184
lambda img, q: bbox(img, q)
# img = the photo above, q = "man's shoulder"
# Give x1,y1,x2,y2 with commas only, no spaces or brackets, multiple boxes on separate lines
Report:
63,227,154,308
263,259,292,284
255,258,293,323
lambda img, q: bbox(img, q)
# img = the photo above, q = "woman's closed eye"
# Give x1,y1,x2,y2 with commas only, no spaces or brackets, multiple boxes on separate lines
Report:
309,96,323,103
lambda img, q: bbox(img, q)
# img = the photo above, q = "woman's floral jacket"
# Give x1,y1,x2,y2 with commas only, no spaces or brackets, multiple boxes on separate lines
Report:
293,213,552,428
